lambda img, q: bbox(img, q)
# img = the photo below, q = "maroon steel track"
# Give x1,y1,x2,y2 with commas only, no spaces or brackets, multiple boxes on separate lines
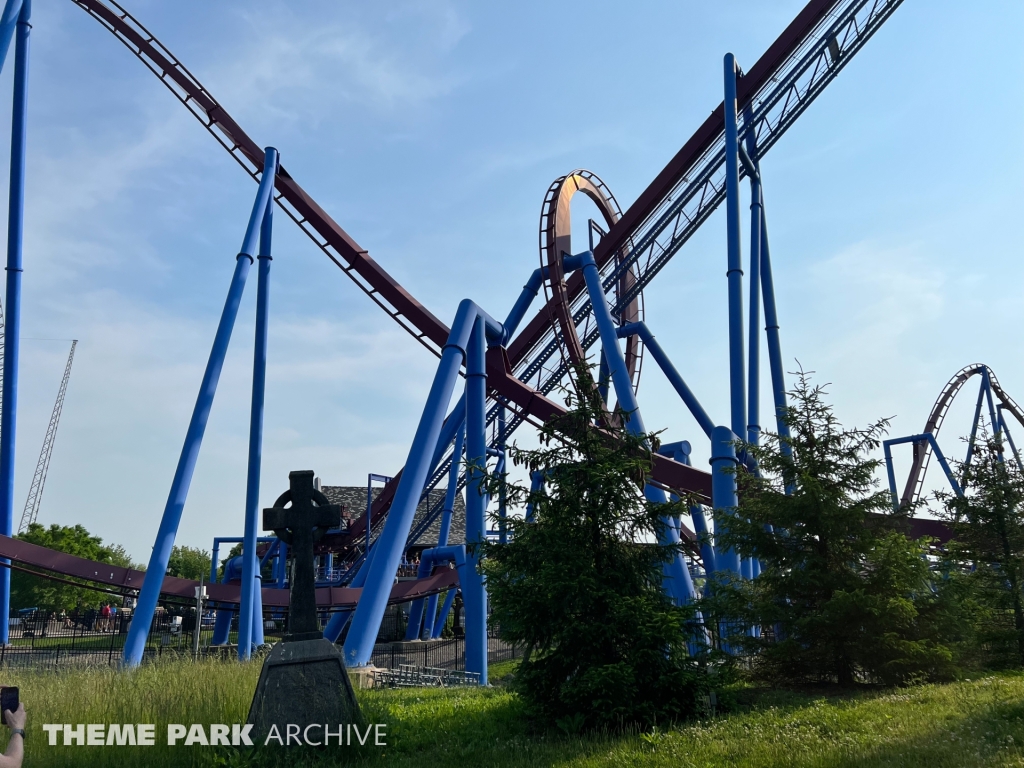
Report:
899,365,1024,509
0,535,458,608
505,0,843,371
70,0,715,516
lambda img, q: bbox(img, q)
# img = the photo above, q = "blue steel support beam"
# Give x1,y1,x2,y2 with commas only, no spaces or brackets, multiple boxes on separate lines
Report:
239,147,278,661
884,433,964,511
597,348,611,407
343,300,502,668
0,0,21,75
421,423,465,639
524,470,544,523
405,423,466,640
758,208,791,453
502,267,548,345
723,53,747,441
616,322,714,438
497,405,507,545
463,315,489,684
573,251,696,604
0,0,28,644
211,556,242,646
982,368,1002,446
431,587,458,640
998,407,1024,473
744,108,763,449
660,441,717,577
710,426,742,577
965,378,988,467
123,145,278,667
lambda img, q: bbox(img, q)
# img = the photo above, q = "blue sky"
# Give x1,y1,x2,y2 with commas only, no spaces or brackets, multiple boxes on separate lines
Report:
0,0,1020,560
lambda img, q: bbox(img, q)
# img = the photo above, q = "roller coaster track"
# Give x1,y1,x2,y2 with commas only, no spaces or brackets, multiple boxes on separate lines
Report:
899,365,1024,509
15,0,902,592
0,533,458,608
506,0,906,404
70,0,709,503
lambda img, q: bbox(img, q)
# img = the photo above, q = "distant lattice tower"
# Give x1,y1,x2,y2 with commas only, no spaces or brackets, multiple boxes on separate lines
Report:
18,340,77,533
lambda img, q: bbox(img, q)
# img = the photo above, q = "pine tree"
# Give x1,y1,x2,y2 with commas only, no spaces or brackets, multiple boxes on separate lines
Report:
712,369,953,685
481,374,708,731
941,435,1024,667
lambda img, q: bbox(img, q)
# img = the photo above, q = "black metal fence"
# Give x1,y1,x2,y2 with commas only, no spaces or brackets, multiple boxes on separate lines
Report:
369,636,522,671
0,607,522,672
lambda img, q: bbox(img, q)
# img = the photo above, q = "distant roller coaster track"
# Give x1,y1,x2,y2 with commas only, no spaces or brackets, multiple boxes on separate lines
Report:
899,365,1024,509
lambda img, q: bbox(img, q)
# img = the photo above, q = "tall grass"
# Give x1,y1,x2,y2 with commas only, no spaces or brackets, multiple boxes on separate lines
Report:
2,658,1024,766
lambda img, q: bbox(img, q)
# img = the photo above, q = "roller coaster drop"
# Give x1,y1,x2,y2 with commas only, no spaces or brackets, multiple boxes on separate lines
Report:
0,0,1004,680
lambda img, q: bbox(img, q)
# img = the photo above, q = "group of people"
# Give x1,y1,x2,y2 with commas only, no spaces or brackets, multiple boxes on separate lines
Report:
57,603,120,632
397,554,422,578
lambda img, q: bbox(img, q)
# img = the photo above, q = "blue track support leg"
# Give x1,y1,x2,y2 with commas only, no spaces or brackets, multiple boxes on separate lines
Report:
617,323,714,438
0,0,22,76
123,154,278,666
574,252,696,603
723,53,747,441
0,0,28,645
343,300,501,667
123,253,253,666
239,148,277,661
497,405,507,545
758,208,791,452
745,145,762,449
711,426,742,577
965,379,988,467
431,588,457,639
463,315,489,684
419,423,464,640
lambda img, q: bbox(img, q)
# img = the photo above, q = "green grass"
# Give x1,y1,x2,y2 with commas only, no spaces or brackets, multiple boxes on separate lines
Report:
5,658,1024,767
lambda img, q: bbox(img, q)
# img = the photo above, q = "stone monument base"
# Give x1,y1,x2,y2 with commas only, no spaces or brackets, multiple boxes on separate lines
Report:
247,637,361,743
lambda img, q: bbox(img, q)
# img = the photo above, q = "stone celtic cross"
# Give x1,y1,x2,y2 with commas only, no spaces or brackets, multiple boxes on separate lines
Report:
263,470,341,641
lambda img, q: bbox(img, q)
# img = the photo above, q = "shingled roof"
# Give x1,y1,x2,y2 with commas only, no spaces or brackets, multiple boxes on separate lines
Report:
320,485,466,547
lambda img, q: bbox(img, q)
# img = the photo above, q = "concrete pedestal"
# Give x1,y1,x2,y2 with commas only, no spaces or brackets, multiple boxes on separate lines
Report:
247,637,361,742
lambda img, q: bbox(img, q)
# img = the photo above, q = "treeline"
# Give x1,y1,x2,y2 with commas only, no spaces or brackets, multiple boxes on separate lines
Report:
11,523,210,611
483,367,1024,731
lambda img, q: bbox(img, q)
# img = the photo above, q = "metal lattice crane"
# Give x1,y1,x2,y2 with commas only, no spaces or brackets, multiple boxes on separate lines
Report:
18,340,77,533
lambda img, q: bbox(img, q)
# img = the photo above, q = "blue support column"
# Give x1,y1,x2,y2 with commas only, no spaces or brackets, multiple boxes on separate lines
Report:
463,315,489,684
982,368,1002,448
431,588,457,639
616,323,714,438
343,300,501,667
0,0,28,644
965,378,988,467
0,0,23,74
745,122,762,449
758,208,791,451
497,405,507,545
573,251,696,604
661,442,717,577
710,426,742,577
421,422,464,640
524,470,544,523
123,147,277,667
723,53,747,441
239,148,277,661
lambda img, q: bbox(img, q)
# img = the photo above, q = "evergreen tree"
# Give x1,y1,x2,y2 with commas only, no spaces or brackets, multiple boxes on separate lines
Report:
481,375,708,731
940,435,1024,667
713,370,953,685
